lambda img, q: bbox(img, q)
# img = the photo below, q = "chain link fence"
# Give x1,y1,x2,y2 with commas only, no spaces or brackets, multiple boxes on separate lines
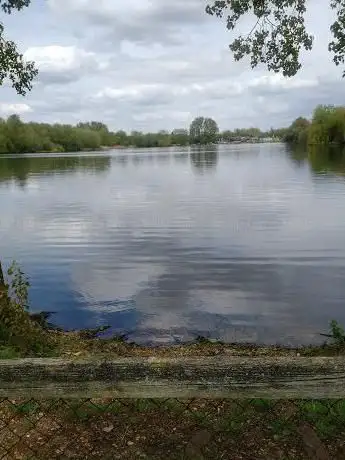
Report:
0,397,344,459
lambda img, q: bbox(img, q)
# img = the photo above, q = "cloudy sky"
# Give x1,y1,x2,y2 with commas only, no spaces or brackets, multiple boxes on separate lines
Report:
0,0,343,131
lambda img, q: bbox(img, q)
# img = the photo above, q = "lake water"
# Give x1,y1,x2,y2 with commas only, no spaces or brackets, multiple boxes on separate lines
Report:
1,144,345,346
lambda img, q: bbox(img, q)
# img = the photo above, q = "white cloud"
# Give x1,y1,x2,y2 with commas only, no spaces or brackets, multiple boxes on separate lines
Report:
24,45,96,73
248,74,318,90
96,84,166,102
0,0,342,130
132,111,191,122
47,0,208,45
0,103,32,115
23,45,107,85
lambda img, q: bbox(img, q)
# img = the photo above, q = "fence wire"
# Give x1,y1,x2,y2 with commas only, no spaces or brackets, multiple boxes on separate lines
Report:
0,398,345,459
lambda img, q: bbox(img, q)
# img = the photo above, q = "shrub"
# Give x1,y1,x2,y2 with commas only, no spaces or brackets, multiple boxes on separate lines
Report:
0,261,56,357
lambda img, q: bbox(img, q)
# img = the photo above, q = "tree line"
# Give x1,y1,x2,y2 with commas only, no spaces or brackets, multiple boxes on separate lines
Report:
2,108,345,155
284,105,345,146
0,116,119,153
0,115,285,154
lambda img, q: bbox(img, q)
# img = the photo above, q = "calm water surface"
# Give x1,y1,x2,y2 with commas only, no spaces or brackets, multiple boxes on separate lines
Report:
1,144,345,345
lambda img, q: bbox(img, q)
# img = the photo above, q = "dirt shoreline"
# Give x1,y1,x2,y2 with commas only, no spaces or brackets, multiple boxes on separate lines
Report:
43,329,344,360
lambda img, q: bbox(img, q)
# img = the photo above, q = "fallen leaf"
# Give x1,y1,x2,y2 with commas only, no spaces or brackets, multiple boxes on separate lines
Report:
103,424,114,433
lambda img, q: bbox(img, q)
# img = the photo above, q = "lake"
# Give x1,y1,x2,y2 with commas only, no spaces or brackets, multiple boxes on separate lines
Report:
1,143,345,346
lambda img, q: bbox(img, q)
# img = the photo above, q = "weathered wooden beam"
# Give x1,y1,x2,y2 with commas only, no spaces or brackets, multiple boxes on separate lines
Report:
0,356,344,399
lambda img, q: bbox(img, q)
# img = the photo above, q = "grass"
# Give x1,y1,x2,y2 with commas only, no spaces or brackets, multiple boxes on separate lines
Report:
2,397,345,459
0,345,21,359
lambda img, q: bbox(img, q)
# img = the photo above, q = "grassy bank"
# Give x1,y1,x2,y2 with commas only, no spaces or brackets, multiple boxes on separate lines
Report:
2,396,345,459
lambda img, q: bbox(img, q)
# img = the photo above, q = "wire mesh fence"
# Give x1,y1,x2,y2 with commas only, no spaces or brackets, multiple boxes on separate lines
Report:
0,397,345,459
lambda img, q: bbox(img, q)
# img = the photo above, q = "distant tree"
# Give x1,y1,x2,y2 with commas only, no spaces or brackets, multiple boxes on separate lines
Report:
269,127,289,140
308,105,345,145
77,121,108,132
220,130,234,142
156,130,172,147
0,0,38,94
126,130,174,148
283,106,345,146
284,117,310,144
205,1,345,78
171,128,189,146
114,130,129,146
77,121,111,145
129,131,144,147
75,128,101,150
233,127,262,138
0,118,9,153
189,117,219,144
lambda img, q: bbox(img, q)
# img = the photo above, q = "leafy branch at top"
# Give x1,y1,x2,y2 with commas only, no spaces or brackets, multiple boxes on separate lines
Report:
0,0,37,95
206,0,345,77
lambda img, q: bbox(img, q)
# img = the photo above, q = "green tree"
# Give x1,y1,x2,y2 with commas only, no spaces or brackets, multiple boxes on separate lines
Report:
171,129,189,146
189,117,219,144
0,115,121,153
234,127,262,138
206,1,345,77
284,117,310,144
75,128,101,150
220,130,234,142
308,105,345,145
0,0,38,94
156,130,172,147
269,127,289,140
114,130,129,146
77,121,111,145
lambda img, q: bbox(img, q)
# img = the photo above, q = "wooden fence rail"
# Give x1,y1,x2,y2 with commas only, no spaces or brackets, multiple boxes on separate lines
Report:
0,356,345,399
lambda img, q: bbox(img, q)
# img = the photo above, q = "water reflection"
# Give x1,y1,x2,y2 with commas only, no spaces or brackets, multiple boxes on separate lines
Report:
112,154,129,166
286,144,345,177
1,145,345,346
285,144,308,167
0,155,111,187
308,145,345,176
190,145,219,174
112,147,218,172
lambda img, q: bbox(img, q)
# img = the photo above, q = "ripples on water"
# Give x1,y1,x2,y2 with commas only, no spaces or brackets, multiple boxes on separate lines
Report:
1,144,345,345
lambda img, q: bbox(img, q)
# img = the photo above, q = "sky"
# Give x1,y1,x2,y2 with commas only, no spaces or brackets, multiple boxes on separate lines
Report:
0,0,344,132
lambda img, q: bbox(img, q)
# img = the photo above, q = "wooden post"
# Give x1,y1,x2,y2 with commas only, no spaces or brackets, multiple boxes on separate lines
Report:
0,356,345,399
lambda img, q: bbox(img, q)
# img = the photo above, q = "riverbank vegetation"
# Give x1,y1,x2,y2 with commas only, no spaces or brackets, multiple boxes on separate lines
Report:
0,115,284,154
0,105,344,156
0,116,119,153
284,105,345,146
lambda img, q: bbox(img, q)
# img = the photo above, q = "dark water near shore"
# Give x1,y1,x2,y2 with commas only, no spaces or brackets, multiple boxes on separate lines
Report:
1,144,345,346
